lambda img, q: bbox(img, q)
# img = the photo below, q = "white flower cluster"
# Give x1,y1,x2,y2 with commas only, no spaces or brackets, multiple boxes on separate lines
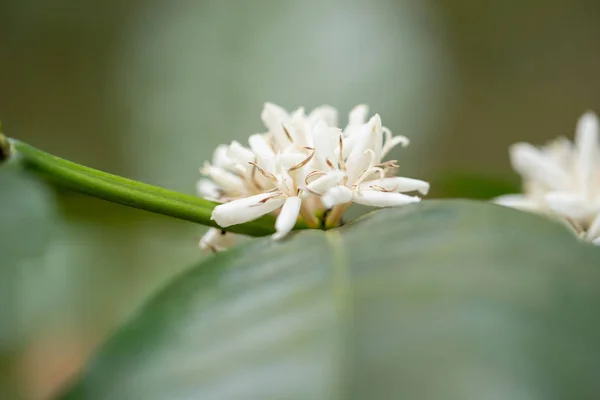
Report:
198,103,429,252
495,112,600,244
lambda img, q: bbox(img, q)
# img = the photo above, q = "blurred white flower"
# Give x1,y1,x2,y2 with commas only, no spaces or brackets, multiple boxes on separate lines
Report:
199,228,236,253
495,112,600,244
198,103,428,250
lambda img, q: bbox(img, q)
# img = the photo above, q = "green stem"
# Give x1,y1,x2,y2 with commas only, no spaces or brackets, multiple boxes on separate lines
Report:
4,137,307,236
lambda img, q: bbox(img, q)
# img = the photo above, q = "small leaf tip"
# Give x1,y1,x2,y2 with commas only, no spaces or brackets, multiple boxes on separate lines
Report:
0,125,11,162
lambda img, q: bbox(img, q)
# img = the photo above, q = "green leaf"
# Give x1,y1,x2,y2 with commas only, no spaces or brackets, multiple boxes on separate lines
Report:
58,200,600,400
0,164,56,398
0,165,56,263
0,164,56,342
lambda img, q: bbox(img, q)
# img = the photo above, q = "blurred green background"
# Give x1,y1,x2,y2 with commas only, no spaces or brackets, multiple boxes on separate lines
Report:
1,0,599,398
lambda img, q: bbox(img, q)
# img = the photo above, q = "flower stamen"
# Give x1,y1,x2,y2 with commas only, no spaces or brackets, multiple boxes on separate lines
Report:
282,124,294,143
258,193,283,204
382,127,409,156
288,147,316,172
339,135,346,171
248,161,278,181
370,184,398,192
377,160,399,169
305,170,326,184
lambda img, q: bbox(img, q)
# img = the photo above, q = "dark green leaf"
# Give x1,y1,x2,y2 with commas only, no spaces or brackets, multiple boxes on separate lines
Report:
59,200,600,400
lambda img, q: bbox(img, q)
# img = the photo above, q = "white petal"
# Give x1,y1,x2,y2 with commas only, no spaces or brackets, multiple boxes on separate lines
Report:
353,190,420,207
360,177,429,195
345,122,379,184
262,103,291,149
261,102,289,129
371,114,384,160
196,179,221,200
509,142,569,190
199,228,235,252
212,145,231,167
312,121,340,165
351,149,380,187
273,196,302,240
304,171,345,196
290,107,306,120
592,236,600,246
347,104,369,126
199,228,221,251
201,163,244,193
493,194,541,211
248,133,275,161
212,193,285,227
277,171,296,195
585,212,600,242
575,112,599,149
227,141,255,165
545,191,597,221
575,112,599,196
341,132,358,159
309,105,338,127
322,185,353,208
285,120,311,147
277,151,308,171
545,137,573,166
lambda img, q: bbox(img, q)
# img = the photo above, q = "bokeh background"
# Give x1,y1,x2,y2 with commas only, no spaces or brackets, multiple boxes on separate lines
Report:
1,0,599,398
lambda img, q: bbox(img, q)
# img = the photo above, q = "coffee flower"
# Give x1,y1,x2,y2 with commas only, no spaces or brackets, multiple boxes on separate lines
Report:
495,112,600,244
305,107,429,220
198,103,429,251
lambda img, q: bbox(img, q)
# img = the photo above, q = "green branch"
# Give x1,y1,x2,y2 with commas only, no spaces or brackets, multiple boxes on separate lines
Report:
1,135,307,237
